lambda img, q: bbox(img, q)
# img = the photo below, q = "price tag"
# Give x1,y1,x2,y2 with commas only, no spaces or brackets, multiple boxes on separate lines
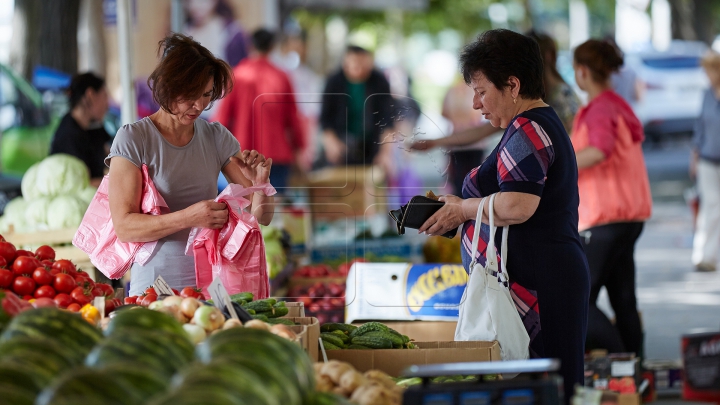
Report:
93,297,106,320
223,296,240,321
153,276,174,296
208,278,230,311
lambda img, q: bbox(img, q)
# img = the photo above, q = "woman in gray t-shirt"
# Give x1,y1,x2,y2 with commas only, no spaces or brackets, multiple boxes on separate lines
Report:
107,34,274,295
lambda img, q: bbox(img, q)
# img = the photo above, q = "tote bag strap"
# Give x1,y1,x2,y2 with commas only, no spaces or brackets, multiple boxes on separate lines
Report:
469,196,488,269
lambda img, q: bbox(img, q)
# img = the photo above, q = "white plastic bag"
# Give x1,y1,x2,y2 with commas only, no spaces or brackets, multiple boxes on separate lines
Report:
454,194,530,361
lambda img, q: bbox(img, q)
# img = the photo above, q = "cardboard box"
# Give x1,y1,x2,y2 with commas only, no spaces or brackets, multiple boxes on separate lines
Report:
618,393,641,405
307,166,386,220
351,321,457,342
282,302,306,318
682,330,720,402
323,340,500,376
286,317,319,361
290,324,307,350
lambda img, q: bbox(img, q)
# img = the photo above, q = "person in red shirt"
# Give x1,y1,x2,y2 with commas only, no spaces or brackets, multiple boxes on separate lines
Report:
213,28,305,190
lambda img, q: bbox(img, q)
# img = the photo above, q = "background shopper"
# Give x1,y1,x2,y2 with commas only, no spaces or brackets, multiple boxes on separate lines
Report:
571,39,652,356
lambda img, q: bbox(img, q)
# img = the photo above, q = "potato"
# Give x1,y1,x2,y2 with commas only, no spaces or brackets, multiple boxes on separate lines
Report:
350,385,394,405
339,369,367,392
321,360,354,384
364,370,397,390
316,374,335,392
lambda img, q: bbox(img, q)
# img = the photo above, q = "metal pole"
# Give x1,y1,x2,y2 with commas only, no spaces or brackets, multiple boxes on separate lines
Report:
170,0,184,33
117,0,137,125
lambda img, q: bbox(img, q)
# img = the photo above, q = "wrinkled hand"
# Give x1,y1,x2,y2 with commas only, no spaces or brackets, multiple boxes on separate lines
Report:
186,200,228,229
231,150,272,185
418,194,467,236
409,139,437,151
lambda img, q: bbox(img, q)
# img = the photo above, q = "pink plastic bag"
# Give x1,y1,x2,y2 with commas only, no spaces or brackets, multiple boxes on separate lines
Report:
73,164,168,279
186,183,277,299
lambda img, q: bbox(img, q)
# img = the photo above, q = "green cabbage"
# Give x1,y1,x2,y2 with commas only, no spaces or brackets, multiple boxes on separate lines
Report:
46,195,88,230
21,163,41,200
24,197,52,230
33,154,90,198
78,186,98,204
0,197,29,233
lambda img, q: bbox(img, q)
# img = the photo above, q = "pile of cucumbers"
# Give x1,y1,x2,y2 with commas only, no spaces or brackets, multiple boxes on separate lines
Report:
319,322,416,350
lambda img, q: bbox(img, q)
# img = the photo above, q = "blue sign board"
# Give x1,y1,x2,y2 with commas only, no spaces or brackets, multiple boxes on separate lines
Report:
403,264,467,318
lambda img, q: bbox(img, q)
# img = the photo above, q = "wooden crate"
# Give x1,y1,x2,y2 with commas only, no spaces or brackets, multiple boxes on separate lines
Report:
4,228,96,280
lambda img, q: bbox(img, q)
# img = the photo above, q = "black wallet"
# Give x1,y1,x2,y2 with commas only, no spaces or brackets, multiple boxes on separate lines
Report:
388,195,458,239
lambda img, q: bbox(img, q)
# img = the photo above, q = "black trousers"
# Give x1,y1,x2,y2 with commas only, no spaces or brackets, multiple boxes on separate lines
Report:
582,221,644,356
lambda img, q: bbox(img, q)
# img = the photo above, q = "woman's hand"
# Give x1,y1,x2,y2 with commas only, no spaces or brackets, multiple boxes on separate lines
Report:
230,150,272,185
184,200,229,229
409,139,437,151
418,194,468,236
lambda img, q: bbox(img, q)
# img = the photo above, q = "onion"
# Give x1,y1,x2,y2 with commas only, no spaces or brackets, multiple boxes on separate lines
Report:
157,305,186,324
148,301,164,311
270,324,297,340
163,295,183,308
192,305,224,332
180,297,200,319
244,319,271,331
183,323,206,344
223,318,242,330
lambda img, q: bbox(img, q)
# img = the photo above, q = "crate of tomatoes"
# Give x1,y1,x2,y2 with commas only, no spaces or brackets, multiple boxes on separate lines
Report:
288,261,360,324
124,286,206,308
0,234,121,315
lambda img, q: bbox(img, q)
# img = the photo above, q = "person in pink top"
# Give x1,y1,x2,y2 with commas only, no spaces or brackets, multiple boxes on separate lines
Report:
213,28,305,191
571,39,652,356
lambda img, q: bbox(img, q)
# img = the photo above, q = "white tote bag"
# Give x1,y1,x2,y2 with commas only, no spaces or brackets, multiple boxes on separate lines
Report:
454,194,530,361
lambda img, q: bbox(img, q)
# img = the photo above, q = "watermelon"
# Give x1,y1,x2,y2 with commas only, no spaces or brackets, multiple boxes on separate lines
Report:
85,329,192,377
99,364,169,400
0,308,102,361
310,392,355,405
35,367,141,405
0,383,35,405
196,328,314,401
171,360,277,405
104,307,185,338
148,388,246,405
0,363,46,395
0,336,78,382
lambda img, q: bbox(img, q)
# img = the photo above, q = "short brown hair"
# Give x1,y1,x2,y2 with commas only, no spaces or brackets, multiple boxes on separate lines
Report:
148,33,233,113
701,51,720,75
573,39,623,83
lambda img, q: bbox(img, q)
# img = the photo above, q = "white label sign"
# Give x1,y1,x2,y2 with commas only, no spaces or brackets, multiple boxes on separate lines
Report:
93,297,105,320
208,278,230,311
153,276,174,296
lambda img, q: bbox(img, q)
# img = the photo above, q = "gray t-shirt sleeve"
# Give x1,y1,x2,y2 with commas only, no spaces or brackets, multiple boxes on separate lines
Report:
105,124,145,168
211,122,241,168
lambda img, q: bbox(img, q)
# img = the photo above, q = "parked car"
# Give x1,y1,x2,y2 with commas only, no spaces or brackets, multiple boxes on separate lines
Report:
624,41,710,140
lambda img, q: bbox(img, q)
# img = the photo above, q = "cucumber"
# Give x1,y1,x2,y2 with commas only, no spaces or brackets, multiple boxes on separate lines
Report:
251,314,269,322
320,341,341,350
348,321,389,338
350,335,393,349
320,323,357,334
243,299,277,313
320,333,345,348
230,292,254,303
346,344,372,350
330,330,350,343
362,331,404,348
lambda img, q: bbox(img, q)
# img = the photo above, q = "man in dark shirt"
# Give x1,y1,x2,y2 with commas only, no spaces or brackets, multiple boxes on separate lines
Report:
49,73,111,187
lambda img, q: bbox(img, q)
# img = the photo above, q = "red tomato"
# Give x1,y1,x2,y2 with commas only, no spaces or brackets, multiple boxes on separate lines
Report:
0,241,17,264
75,275,94,290
70,286,92,306
33,285,56,299
171,288,180,295
53,273,77,294
32,268,53,286
0,256,6,269
104,298,122,315
0,268,13,288
52,260,77,276
40,259,54,268
144,287,157,295
97,283,114,297
15,249,33,257
66,303,81,312
32,297,57,308
12,256,39,276
197,292,206,300
53,293,73,308
139,294,158,307
49,268,60,276
12,276,36,296
124,296,138,305
180,287,203,299
34,245,56,261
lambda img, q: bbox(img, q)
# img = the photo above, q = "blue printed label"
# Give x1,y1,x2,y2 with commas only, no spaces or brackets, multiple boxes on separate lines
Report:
405,264,467,317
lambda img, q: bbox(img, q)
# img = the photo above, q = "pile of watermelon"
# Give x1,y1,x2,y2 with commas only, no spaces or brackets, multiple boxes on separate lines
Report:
0,235,120,313
0,306,351,405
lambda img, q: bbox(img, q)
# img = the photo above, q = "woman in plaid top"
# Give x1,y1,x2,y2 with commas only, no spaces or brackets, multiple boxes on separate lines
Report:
419,29,589,403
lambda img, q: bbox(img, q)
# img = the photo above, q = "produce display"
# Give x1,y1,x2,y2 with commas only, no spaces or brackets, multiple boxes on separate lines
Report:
261,225,288,279
0,238,120,314
320,322,417,350
0,154,96,233
315,360,404,405
0,306,336,405
289,262,355,324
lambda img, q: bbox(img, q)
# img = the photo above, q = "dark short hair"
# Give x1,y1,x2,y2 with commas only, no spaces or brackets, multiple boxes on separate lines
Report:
148,33,233,113
251,29,276,53
67,72,105,109
574,39,623,83
460,29,545,99
346,45,370,55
